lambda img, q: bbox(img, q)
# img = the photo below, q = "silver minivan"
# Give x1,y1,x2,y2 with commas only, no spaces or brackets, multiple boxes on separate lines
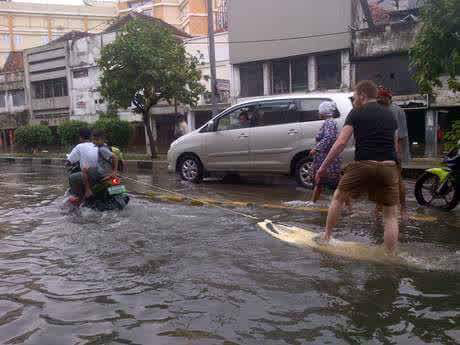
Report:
167,92,354,188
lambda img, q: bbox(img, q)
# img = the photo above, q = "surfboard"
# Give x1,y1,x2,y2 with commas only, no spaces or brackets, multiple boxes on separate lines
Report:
258,220,407,266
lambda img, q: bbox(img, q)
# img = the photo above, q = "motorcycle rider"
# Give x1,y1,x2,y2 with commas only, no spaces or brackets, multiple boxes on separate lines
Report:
67,128,99,205
81,129,119,200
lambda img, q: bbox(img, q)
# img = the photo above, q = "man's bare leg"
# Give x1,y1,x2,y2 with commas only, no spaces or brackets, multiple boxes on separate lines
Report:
399,179,408,222
382,205,399,253
324,189,347,240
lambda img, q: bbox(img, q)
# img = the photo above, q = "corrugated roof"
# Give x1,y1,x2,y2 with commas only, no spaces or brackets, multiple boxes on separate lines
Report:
103,12,192,38
48,30,95,45
2,51,24,73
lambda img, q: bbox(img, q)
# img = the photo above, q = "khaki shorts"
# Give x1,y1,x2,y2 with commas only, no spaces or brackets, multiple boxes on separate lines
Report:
338,161,400,206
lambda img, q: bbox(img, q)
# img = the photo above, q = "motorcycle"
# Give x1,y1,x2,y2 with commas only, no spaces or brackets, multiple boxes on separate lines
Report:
66,162,130,212
414,143,460,211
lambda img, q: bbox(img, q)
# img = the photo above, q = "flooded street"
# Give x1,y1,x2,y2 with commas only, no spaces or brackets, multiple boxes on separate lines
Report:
0,163,459,345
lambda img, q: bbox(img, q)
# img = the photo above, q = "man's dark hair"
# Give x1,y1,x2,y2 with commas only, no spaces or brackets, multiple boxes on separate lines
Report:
79,128,92,140
92,129,105,139
239,111,249,120
355,80,378,99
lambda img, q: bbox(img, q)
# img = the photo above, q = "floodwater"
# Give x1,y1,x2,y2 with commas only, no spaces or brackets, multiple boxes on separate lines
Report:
0,163,459,345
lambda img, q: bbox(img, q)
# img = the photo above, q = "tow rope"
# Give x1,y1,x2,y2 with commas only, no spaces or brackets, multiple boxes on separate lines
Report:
120,175,260,221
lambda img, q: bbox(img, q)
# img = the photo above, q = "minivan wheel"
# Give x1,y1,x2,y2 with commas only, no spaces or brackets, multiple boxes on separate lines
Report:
295,157,314,189
179,155,203,183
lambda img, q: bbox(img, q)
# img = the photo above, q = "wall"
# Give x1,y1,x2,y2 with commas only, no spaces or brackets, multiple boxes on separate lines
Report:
229,0,352,64
184,32,230,105
24,41,71,125
68,32,142,123
0,72,27,129
353,22,421,58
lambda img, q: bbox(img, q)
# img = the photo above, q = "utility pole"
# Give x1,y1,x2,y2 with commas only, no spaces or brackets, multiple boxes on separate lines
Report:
207,0,218,116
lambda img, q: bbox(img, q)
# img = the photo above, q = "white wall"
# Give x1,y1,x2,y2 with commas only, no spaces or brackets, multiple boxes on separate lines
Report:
69,32,141,123
184,32,231,100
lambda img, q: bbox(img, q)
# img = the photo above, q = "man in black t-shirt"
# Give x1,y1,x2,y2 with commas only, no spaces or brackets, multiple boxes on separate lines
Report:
315,80,400,253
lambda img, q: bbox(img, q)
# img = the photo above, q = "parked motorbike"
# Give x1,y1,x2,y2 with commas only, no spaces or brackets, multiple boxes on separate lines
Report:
66,162,130,211
414,144,460,211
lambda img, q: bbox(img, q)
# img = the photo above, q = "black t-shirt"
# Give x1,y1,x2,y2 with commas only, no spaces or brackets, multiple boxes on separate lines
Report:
345,102,398,161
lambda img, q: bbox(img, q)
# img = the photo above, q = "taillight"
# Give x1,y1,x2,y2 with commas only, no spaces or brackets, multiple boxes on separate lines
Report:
111,177,121,185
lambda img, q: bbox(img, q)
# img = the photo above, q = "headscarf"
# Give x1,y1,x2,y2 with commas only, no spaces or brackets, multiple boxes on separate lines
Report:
318,101,338,117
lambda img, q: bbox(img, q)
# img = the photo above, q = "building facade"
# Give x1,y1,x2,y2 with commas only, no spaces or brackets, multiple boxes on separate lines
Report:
67,13,193,152
0,1,117,68
0,51,26,150
117,0,227,36
229,0,353,102
352,1,460,157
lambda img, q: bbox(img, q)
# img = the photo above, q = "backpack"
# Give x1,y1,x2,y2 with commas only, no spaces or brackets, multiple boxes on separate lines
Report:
98,145,124,173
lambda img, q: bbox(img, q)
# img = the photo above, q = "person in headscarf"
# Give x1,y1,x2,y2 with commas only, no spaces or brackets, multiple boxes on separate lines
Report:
307,101,342,206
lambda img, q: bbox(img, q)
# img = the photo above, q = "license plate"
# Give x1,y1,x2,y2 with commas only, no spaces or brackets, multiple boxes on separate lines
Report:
108,185,127,195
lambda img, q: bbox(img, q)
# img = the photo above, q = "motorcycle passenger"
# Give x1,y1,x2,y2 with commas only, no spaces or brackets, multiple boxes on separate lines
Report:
82,129,119,199
67,128,99,204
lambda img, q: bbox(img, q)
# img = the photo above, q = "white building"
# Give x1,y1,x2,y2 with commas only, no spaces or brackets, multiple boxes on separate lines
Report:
184,31,231,130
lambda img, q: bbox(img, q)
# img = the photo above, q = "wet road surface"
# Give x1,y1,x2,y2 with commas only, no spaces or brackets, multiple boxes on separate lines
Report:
0,163,459,345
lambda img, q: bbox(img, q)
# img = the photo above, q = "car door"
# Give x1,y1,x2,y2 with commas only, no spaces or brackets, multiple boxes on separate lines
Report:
203,105,252,171
250,100,301,172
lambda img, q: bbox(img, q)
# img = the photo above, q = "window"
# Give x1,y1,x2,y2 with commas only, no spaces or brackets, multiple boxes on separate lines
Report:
254,101,298,127
32,78,68,99
217,106,254,131
41,35,49,45
291,57,309,92
11,89,25,106
272,60,290,94
298,98,333,122
0,91,5,107
239,62,263,98
1,34,9,46
73,69,88,78
317,52,341,90
53,78,67,97
14,34,23,47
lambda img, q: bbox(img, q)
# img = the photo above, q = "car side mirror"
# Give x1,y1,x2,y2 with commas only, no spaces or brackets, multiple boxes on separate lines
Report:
206,120,215,132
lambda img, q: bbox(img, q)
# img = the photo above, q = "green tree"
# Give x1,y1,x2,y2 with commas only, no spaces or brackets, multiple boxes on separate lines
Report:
57,120,90,146
93,117,132,148
410,0,460,94
98,18,205,158
444,120,460,150
15,125,52,152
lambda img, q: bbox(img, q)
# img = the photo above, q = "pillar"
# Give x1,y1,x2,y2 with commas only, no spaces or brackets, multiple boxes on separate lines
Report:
341,50,351,89
308,55,317,91
230,64,240,103
83,17,89,32
424,109,437,157
8,16,14,51
263,62,271,95
187,110,196,131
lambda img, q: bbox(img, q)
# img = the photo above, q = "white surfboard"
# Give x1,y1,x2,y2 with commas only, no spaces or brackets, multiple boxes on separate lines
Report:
258,220,407,266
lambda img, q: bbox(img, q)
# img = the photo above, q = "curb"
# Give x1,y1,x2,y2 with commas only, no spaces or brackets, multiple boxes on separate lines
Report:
0,156,166,171
0,155,431,177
